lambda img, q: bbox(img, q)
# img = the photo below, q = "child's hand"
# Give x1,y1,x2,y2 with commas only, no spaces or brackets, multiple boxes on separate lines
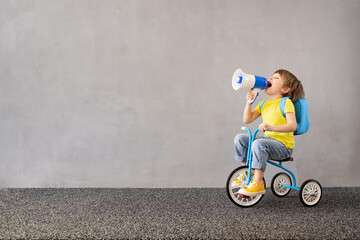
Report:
246,90,255,102
259,123,272,133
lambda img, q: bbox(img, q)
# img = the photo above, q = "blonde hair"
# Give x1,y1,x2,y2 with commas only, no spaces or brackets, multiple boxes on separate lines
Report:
275,69,305,101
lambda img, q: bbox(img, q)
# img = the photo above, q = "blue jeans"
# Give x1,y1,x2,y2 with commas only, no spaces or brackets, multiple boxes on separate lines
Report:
234,133,293,172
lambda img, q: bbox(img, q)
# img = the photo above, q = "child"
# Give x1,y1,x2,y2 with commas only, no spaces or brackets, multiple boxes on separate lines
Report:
234,69,305,196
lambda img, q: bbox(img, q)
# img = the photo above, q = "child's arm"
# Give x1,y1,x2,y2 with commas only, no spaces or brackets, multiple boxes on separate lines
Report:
243,91,260,124
259,112,297,133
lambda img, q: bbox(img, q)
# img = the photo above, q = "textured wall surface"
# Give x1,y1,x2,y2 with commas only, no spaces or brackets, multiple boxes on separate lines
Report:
1,0,359,187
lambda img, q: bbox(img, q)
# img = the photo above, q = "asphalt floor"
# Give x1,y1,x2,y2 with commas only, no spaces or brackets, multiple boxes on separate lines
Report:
1,187,359,239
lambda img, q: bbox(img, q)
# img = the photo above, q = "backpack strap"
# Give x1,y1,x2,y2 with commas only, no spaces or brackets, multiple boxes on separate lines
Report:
260,97,291,117
280,97,291,118
259,100,267,111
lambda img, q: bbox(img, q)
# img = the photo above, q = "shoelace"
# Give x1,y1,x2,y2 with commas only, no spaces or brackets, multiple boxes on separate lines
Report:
246,181,258,190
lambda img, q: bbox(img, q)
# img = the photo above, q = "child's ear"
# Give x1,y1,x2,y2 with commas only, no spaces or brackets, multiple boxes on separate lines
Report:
281,87,291,94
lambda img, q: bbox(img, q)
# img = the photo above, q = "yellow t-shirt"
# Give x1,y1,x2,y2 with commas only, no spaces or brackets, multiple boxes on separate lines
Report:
255,98,295,149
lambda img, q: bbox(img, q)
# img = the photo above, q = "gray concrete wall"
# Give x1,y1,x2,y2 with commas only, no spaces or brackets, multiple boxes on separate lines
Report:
1,0,359,187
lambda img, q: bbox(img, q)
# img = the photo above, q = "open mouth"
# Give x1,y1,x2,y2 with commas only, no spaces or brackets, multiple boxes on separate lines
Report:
267,82,272,88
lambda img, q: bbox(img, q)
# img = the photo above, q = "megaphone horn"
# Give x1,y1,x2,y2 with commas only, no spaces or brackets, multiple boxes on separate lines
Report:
232,69,269,104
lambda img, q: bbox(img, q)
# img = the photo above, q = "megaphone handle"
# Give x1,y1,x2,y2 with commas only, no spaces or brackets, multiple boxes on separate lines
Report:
247,88,261,104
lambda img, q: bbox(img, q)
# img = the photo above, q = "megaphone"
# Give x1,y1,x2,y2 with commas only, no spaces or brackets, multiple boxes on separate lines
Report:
232,69,269,104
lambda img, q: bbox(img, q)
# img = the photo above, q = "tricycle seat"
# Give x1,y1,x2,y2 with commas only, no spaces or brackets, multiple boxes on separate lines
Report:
268,157,293,162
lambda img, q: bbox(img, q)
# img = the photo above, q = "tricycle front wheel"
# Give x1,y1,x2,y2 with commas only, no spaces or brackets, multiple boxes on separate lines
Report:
226,166,266,208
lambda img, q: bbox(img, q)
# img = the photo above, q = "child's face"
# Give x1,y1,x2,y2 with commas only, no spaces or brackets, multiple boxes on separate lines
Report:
265,73,290,96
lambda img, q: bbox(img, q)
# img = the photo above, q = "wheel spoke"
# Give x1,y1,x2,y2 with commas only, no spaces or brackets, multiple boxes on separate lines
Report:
228,167,265,207
272,173,291,196
301,181,322,206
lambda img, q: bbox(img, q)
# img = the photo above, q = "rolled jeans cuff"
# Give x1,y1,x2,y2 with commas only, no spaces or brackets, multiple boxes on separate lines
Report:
235,156,247,163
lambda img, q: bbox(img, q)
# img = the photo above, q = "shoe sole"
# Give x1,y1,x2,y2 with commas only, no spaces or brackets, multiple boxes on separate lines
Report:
238,189,265,196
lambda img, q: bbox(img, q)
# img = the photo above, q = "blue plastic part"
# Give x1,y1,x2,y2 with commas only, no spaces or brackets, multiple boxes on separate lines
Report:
279,97,289,118
250,92,259,105
243,128,252,183
244,127,252,167
243,128,260,186
282,184,300,191
237,76,243,84
252,128,260,144
254,76,268,90
260,100,267,110
248,129,260,185
293,98,310,135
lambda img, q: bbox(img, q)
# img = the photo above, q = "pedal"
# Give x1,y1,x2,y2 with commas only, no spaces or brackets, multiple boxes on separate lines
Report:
239,193,249,199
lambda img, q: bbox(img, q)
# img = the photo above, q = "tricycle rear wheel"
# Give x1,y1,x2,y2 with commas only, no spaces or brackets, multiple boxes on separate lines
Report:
271,172,292,197
299,179,322,207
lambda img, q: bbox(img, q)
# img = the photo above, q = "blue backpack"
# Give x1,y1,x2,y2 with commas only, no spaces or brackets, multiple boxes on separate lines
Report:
260,97,310,135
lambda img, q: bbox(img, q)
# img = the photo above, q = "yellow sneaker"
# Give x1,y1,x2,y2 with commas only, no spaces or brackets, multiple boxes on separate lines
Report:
232,171,254,188
238,180,265,196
